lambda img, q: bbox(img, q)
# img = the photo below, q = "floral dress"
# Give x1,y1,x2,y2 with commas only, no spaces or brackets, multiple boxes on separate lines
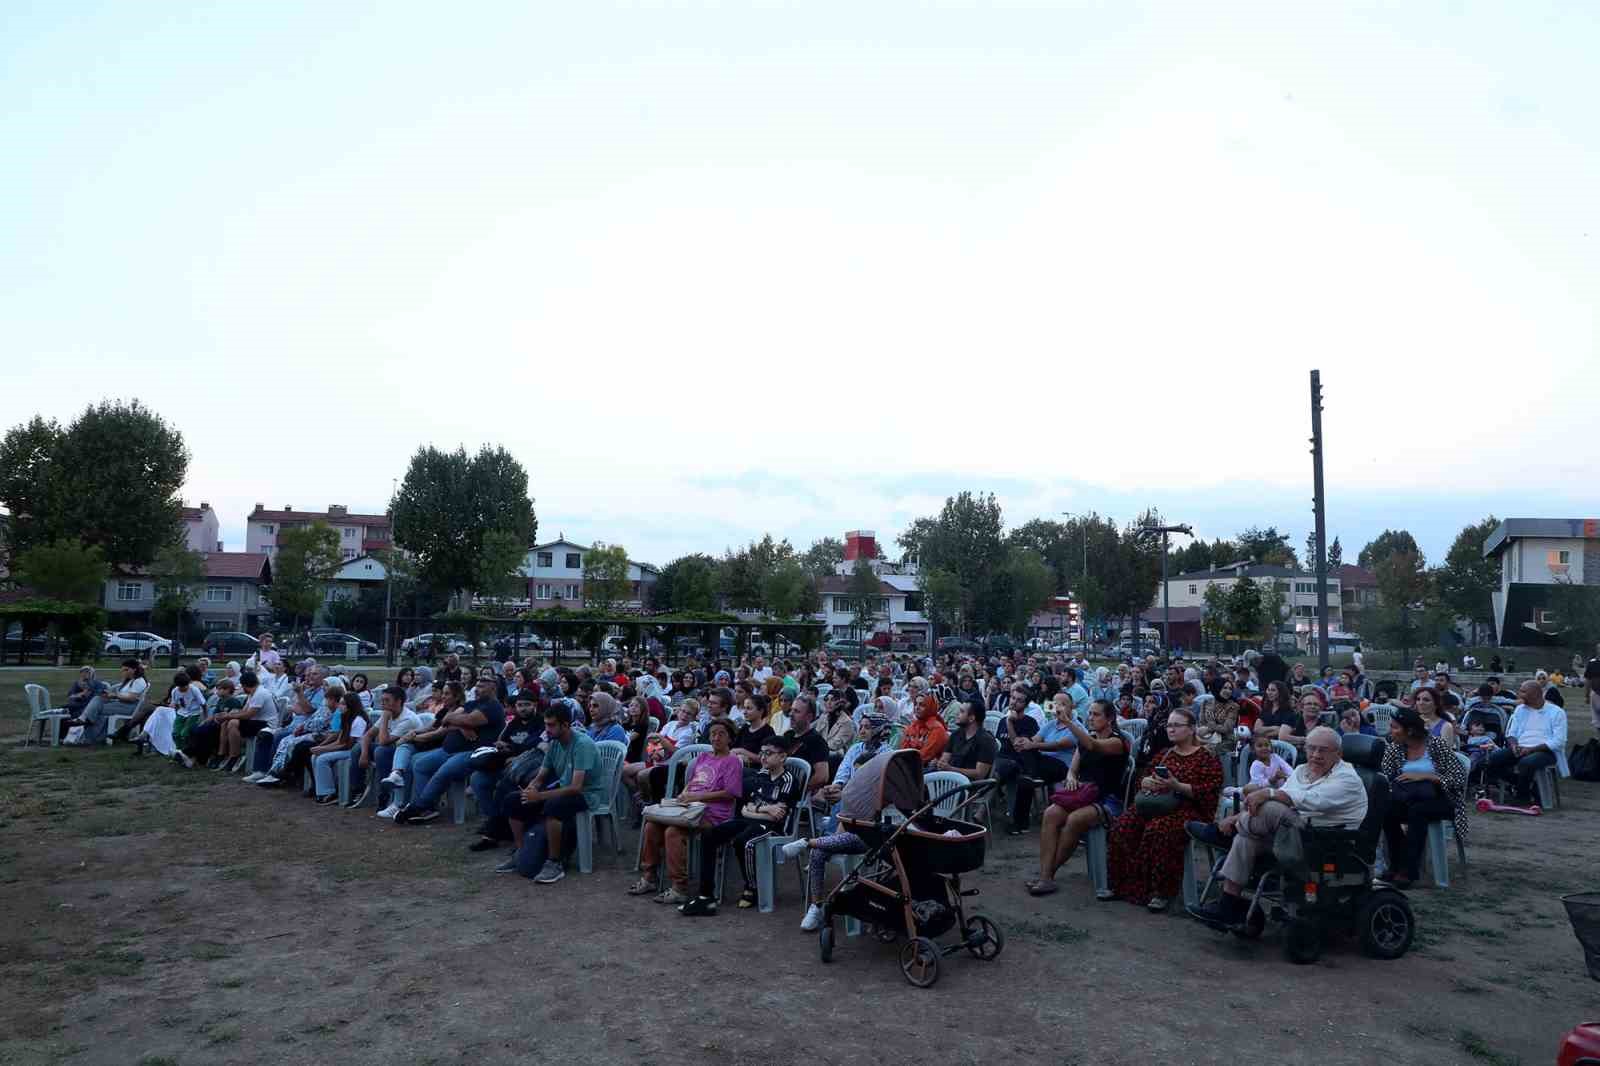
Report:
1107,745,1224,903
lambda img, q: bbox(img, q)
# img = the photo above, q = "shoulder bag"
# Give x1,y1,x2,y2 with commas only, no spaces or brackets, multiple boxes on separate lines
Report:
642,798,707,829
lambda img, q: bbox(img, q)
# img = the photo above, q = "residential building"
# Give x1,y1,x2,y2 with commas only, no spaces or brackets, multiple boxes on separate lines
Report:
1482,518,1600,645
245,504,391,562
181,502,222,553
814,573,929,644
104,552,273,635
520,537,660,611
1158,561,1343,645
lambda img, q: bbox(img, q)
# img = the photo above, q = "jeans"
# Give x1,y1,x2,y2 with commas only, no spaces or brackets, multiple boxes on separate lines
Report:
1484,747,1557,802
511,790,586,878
469,770,499,819
993,752,1070,827
81,694,132,744
410,750,472,811
313,749,354,798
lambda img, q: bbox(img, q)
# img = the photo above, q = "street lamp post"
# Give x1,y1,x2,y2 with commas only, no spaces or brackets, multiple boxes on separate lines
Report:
1061,511,1090,640
1137,522,1194,659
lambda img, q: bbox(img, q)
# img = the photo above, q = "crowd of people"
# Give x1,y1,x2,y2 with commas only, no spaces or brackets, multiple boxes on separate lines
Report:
56,631,1597,932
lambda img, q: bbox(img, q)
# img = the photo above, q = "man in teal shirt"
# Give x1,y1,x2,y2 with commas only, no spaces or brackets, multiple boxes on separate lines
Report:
502,701,602,883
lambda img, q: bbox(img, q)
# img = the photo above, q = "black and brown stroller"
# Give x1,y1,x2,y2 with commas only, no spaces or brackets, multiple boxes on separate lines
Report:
818,748,1004,987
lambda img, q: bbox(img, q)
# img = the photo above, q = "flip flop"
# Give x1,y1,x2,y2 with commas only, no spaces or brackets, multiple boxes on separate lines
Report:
1027,880,1059,896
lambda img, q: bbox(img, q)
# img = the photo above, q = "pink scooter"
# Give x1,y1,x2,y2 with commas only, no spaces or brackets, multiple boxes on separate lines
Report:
1476,797,1541,816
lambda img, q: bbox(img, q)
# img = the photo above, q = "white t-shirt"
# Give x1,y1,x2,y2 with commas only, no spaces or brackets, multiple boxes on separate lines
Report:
753,667,773,682
381,708,423,743
116,677,149,704
243,688,278,727
348,715,369,741
1351,651,1364,671
1513,705,1556,749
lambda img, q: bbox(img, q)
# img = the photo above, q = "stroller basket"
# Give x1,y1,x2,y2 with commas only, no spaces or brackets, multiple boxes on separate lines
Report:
1561,892,1600,981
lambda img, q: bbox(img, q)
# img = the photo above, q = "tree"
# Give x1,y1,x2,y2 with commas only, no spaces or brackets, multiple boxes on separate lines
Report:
1237,526,1299,569
1305,531,1319,573
900,492,1006,629
1548,578,1600,653
13,538,109,603
762,560,812,619
715,534,796,614
847,558,881,637
266,522,342,630
1358,529,1422,572
581,542,632,612
150,543,205,643
921,567,963,635
0,401,188,571
1201,583,1230,640
473,529,529,602
1097,512,1164,636
654,554,719,614
1436,516,1500,644
1326,537,1343,569
1224,577,1267,640
801,537,845,578
390,444,536,596
998,548,1055,637
1366,550,1442,661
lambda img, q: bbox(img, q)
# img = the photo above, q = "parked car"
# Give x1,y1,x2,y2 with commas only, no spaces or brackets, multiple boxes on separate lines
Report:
825,638,866,658
103,631,173,656
934,636,981,655
399,632,476,657
309,631,379,656
980,635,1016,655
3,623,54,655
202,631,260,656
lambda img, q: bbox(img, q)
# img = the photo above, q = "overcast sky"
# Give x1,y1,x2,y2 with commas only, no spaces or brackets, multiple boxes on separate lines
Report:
4,2,1596,569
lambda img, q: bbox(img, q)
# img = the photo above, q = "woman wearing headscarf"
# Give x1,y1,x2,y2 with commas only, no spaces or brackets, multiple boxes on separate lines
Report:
586,691,627,745
812,711,892,832
63,666,105,728
405,665,434,710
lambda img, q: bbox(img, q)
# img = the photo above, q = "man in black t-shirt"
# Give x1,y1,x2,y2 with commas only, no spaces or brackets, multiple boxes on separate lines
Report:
397,676,504,825
937,695,998,781
781,694,831,800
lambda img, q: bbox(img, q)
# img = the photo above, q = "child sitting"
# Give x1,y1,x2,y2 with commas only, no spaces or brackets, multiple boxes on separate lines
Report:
1242,734,1292,797
1463,719,1498,786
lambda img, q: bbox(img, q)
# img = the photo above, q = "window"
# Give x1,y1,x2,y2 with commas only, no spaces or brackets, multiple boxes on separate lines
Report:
1548,549,1571,565
343,527,357,540
262,523,275,535
1294,582,1315,594
205,586,232,603
565,552,581,569
536,551,553,567
536,583,552,600
1187,584,1197,596
903,592,924,612
116,581,142,602
341,548,357,560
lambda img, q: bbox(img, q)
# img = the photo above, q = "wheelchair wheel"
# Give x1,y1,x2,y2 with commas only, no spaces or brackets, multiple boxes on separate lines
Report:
899,936,941,988
819,923,834,964
963,915,1005,960
1285,918,1323,965
1357,888,1415,960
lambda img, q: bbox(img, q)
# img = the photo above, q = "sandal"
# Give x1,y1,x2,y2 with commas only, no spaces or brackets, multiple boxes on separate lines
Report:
736,887,758,909
626,877,659,896
1027,880,1059,896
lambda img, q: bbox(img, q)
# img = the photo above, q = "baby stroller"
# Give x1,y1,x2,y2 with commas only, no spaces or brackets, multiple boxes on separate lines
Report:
818,749,1003,987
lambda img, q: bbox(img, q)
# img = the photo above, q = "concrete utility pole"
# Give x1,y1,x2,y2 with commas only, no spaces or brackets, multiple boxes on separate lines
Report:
1138,522,1194,658
1310,370,1331,673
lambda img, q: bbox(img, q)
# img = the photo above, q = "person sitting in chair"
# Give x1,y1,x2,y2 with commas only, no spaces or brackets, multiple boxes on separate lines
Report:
1484,679,1568,805
1186,726,1366,931
680,739,804,915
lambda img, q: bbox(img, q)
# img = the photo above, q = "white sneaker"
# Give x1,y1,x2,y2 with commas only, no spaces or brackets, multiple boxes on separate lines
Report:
242,772,265,783
780,838,809,860
382,770,405,787
254,775,280,787
376,803,401,819
800,904,824,931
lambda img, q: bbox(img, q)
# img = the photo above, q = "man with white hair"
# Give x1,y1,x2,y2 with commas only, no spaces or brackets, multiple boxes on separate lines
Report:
1186,726,1367,930
1484,679,1568,804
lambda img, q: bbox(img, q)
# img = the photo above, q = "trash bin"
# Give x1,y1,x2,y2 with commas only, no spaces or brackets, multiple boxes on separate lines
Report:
1561,892,1600,981
346,640,360,660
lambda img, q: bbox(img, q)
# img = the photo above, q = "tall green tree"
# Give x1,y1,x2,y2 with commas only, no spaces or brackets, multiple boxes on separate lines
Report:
1366,550,1443,660
0,401,188,571
390,444,536,596
921,567,963,635
266,522,342,630
1436,516,1500,643
1201,583,1230,639
474,529,530,601
1358,529,1422,571
1098,511,1164,635
997,548,1055,637
1224,577,1267,639
581,542,633,612
654,554,719,614
800,536,845,577
13,538,109,603
150,543,206,642
1326,537,1343,569
762,559,813,619
1237,526,1299,568
899,492,1005,629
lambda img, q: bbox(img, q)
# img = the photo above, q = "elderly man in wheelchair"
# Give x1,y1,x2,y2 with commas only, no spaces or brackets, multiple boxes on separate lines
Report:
1186,727,1416,963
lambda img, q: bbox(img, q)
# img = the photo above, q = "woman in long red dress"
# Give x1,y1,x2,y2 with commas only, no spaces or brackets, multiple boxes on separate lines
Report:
1105,706,1222,912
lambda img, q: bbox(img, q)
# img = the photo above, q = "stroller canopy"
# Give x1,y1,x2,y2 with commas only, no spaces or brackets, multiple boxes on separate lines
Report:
840,748,925,821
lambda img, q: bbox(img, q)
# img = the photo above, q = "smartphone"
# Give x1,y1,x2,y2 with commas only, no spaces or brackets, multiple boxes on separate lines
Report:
1154,765,1171,779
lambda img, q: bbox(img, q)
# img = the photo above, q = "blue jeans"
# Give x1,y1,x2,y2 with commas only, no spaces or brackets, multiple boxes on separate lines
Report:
411,749,472,810
313,749,353,797
470,769,499,819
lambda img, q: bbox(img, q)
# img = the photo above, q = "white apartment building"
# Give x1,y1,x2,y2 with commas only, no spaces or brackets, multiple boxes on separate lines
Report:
245,503,391,562
1482,518,1599,644
1159,561,1343,635
520,538,659,610
180,502,222,553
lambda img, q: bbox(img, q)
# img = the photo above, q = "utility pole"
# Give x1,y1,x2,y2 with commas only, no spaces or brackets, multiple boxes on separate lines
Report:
1138,522,1194,659
1310,370,1331,673
1061,511,1090,640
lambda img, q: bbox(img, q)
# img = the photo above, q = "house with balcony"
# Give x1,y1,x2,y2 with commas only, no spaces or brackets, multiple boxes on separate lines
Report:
1482,518,1600,645
245,504,391,562
519,538,659,611
104,552,273,635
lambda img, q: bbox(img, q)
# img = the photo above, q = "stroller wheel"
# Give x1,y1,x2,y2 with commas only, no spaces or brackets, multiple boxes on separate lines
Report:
963,915,1005,961
1357,888,1415,960
819,924,834,964
899,936,941,988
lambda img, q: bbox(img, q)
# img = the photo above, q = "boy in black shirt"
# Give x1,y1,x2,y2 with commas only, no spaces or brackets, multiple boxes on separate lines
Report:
681,740,803,915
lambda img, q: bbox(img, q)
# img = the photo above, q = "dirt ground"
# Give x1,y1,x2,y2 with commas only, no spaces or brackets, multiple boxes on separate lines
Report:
2,674,1595,1066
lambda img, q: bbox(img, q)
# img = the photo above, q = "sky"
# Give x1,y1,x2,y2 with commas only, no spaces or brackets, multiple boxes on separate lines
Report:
3,1,1597,570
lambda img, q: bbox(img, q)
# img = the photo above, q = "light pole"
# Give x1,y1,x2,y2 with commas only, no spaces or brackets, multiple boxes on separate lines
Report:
1061,511,1090,639
1137,522,1194,659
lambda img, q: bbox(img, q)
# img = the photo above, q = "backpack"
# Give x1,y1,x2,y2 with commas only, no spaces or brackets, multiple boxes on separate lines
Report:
1570,739,1600,783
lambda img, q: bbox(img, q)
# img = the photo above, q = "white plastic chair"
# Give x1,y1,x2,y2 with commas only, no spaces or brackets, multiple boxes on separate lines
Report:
1120,717,1148,747
105,687,146,745
983,713,1002,735
575,740,628,874
1083,730,1139,896
1416,751,1471,888
742,756,814,909
24,684,66,747
924,771,968,818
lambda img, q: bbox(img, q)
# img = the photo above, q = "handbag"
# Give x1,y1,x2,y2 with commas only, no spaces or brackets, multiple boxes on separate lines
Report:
1050,782,1100,812
468,746,505,774
642,799,708,828
1134,790,1181,816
